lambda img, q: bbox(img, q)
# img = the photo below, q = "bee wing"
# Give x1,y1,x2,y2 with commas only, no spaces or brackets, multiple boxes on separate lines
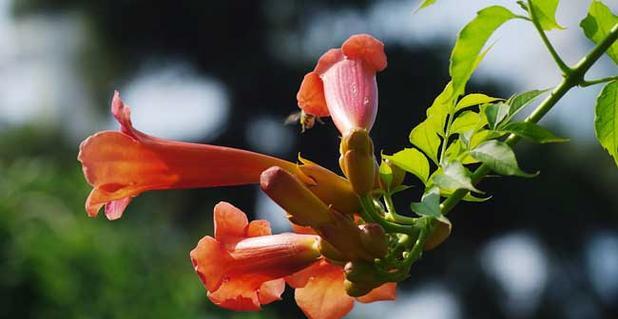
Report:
284,112,301,125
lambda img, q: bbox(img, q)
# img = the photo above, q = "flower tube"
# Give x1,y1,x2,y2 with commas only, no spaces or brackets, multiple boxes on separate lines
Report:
78,91,358,220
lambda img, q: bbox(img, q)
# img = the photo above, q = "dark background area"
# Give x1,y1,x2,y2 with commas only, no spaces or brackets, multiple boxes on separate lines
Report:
1,0,617,318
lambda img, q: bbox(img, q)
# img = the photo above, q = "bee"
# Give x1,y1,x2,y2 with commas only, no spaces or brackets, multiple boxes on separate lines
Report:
285,110,323,133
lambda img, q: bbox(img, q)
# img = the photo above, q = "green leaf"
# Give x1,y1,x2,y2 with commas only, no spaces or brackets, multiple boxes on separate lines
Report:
445,139,463,158
470,140,538,177
427,81,455,126
378,161,393,188
594,81,618,166
391,184,413,194
501,122,569,143
410,187,441,218
410,120,442,164
451,111,483,134
455,93,501,112
432,161,482,193
530,0,564,31
468,129,505,149
416,0,437,12
507,89,549,118
410,82,455,164
450,6,516,96
383,148,430,183
463,193,493,202
441,188,493,202
484,102,510,129
580,0,618,64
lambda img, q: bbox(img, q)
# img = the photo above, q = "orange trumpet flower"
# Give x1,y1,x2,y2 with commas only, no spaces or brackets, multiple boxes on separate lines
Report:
77,91,358,220
190,202,321,311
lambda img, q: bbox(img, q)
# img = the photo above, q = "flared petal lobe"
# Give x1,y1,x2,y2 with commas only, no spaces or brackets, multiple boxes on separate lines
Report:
297,72,329,117
190,202,321,311
288,260,397,319
78,92,357,220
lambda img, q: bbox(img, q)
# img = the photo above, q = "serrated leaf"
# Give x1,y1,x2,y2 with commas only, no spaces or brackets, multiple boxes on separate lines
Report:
410,187,441,218
501,122,569,143
410,120,441,164
455,93,501,112
530,0,564,31
383,148,430,183
470,140,538,177
507,89,549,118
580,0,618,64
450,6,516,96
432,161,482,193
451,111,483,134
594,81,618,166
484,102,510,129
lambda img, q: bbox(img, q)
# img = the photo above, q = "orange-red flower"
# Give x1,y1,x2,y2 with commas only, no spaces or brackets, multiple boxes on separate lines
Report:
297,34,387,134
190,201,321,311
77,91,359,220
190,202,396,317
287,260,397,319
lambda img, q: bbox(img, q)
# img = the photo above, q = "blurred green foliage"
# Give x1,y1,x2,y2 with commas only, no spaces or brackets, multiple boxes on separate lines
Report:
0,127,276,319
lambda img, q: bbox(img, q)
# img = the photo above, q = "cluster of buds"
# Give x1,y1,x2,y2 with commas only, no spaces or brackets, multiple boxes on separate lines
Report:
77,34,446,319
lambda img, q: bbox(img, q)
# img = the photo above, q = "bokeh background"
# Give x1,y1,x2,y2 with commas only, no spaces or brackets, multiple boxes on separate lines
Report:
1,0,617,318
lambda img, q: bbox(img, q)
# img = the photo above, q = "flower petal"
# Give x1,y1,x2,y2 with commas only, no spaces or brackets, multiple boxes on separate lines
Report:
190,236,230,292
297,72,330,117
355,282,397,303
104,197,132,221
214,202,249,243
294,261,354,319
247,220,272,237
286,261,322,289
78,93,300,218
291,223,317,235
314,48,345,75
111,90,139,138
257,279,286,305
207,275,263,311
296,156,360,215
341,34,387,72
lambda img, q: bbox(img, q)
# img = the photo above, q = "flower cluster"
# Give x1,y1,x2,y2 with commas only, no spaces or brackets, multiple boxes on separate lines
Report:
78,34,419,319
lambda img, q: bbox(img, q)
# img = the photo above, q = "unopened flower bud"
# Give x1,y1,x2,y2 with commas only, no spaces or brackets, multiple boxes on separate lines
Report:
343,261,384,297
339,129,376,195
318,238,347,264
295,156,360,215
344,279,379,297
260,166,333,227
359,223,388,258
344,261,376,283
